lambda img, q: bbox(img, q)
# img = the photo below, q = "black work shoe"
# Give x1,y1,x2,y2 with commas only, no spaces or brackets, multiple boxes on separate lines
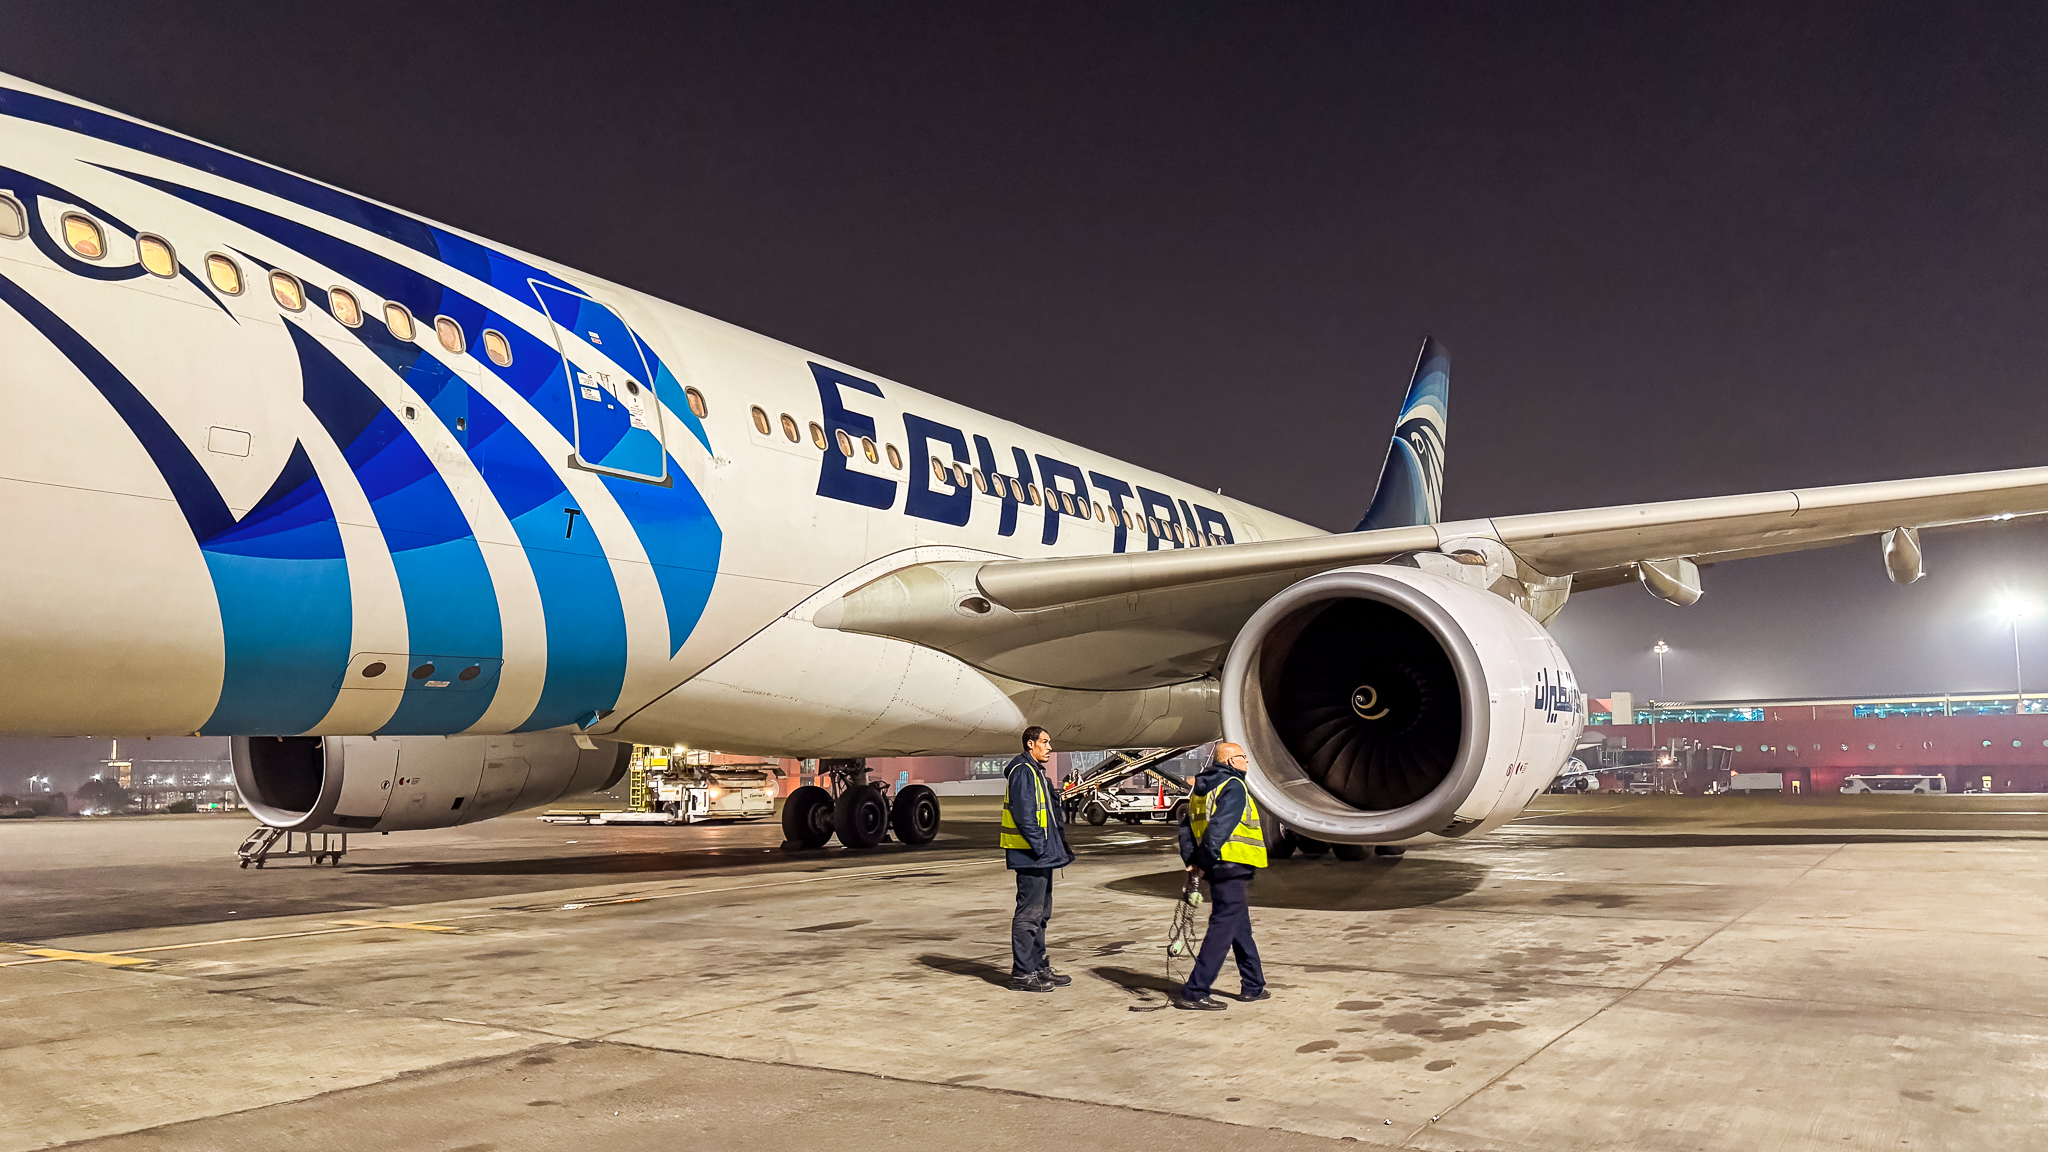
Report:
1170,993,1228,1011
1238,989,1271,1002
1009,972,1056,993
1038,967,1073,987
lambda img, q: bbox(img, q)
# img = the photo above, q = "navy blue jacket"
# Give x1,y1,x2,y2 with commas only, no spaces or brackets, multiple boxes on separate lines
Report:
1003,753,1074,870
1178,762,1250,870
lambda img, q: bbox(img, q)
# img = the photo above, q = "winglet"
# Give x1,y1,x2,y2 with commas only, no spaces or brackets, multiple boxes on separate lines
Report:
1354,337,1450,532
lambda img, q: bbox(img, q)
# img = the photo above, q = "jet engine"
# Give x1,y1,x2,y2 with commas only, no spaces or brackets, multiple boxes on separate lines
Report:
231,733,630,833
1221,564,1584,846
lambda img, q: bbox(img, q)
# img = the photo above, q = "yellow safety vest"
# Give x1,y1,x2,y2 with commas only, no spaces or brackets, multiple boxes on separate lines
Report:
1000,764,1049,850
1190,777,1267,867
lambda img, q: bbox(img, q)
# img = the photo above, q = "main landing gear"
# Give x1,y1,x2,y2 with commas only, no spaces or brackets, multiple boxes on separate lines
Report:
781,758,942,851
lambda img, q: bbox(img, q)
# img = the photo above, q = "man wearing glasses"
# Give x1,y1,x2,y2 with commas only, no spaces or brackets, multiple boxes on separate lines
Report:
1000,725,1074,992
1172,741,1270,1011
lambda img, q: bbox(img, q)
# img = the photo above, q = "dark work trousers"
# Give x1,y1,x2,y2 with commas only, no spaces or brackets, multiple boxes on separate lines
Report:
1011,866,1054,976
1183,862,1264,1000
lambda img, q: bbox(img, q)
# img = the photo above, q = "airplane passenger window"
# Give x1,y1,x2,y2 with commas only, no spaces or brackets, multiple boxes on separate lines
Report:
1005,477,1024,501
137,234,176,278
206,253,244,295
952,463,970,489
271,271,306,312
329,288,363,328
861,437,880,464
1172,524,1186,544
61,213,104,259
750,406,772,435
1058,492,1076,516
0,194,23,239
886,444,902,470
810,422,827,450
835,429,854,456
973,469,988,493
931,457,948,483
1146,517,1160,536
780,414,800,442
434,315,464,353
384,302,415,341
1024,483,1040,506
685,387,708,419
482,328,512,366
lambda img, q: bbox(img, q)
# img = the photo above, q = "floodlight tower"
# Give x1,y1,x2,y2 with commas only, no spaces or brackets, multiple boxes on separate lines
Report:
1998,598,2033,715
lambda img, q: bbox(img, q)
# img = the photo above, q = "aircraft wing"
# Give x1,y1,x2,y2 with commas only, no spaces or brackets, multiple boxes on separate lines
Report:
812,466,2048,691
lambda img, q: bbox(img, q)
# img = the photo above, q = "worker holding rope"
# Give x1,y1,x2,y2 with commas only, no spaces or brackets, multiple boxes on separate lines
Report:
1170,741,1269,1011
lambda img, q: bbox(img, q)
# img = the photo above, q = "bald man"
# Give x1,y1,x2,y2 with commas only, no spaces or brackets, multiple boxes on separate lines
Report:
1171,741,1270,1010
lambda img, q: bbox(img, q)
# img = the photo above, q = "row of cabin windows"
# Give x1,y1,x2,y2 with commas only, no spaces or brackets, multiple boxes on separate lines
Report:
2,197,523,368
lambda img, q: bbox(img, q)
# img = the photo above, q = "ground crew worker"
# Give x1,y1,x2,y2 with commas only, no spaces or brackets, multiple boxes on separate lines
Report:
1001,725,1073,992
1171,741,1268,1010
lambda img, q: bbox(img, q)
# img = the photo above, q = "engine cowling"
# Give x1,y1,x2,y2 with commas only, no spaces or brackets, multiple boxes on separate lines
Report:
231,733,630,833
1222,564,1584,845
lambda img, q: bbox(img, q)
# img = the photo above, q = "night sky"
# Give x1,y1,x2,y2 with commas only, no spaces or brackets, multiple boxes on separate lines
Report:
5,1,2048,753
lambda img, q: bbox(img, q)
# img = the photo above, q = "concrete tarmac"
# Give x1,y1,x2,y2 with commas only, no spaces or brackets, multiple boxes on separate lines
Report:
1,793,2044,1151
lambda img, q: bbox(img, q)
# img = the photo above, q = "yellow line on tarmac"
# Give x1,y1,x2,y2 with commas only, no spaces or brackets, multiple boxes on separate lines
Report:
19,948,152,968
326,919,462,932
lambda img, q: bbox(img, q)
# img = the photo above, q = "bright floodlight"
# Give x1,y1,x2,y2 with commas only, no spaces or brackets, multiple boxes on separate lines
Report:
1653,640,1671,655
1998,596,2035,622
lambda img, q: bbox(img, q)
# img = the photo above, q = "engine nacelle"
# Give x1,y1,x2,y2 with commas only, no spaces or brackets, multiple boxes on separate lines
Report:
231,733,630,833
1222,564,1583,845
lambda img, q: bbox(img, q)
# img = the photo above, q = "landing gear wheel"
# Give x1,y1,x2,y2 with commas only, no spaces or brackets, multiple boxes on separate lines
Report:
834,783,890,849
1169,800,1189,825
781,785,835,849
1374,845,1407,858
1332,843,1368,862
1295,834,1330,858
1269,830,1298,859
890,784,941,845
1083,802,1108,826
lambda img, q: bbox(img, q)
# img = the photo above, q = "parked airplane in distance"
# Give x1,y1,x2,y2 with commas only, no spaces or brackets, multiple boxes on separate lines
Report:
3,73,2043,853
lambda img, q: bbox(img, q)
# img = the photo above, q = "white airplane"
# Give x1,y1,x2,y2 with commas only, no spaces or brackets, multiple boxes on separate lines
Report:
4,74,2044,854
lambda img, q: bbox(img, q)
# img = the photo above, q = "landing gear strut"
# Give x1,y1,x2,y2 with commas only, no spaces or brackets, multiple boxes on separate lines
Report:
780,759,943,851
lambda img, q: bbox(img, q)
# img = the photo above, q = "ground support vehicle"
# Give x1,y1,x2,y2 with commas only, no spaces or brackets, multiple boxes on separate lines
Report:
1061,747,1198,825
1842,774,1948,794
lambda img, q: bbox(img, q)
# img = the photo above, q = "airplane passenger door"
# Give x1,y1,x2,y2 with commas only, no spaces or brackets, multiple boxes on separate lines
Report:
530,281,670,485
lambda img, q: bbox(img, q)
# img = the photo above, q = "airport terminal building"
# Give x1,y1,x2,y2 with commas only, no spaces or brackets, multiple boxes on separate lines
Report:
1588,692,2048,793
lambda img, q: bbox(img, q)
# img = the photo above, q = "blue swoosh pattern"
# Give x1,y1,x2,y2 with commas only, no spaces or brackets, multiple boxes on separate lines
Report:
0,269,352,734
0,103,727,735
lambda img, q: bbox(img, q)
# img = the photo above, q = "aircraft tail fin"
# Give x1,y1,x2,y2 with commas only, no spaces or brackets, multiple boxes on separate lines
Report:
1354,337,1450,532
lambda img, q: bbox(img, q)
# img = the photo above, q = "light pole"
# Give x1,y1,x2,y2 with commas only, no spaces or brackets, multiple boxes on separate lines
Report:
1998,598,2033,714
1651,640,1671,759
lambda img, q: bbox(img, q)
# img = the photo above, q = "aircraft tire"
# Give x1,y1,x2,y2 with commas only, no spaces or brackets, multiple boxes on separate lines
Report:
1082,801,1108,826
781,785,835,849
835,784,890,849
1374,845,1407,858
891,785,940,845
1295,834,1331,858
1331,843,1368,861
1169,800,1189,824
1269,830,1298,859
